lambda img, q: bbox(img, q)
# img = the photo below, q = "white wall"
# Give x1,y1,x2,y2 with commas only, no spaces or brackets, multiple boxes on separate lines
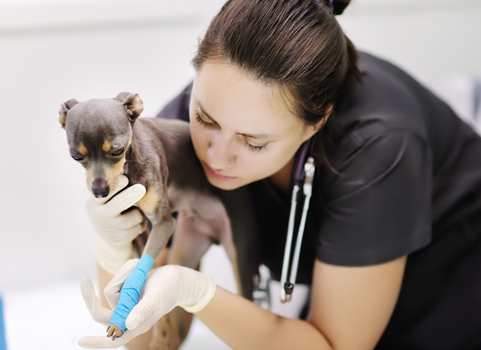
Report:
0,0,480,294
339,0,481,92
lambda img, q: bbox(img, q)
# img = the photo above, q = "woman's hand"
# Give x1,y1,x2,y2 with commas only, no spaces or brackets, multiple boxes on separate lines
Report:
78,259,216,349
85,175,147,275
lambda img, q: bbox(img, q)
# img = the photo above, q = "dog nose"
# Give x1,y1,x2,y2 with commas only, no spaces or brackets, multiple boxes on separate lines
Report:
92,179,110,198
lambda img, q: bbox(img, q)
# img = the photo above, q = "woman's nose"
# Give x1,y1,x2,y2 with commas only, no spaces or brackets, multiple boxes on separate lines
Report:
206,137,235,169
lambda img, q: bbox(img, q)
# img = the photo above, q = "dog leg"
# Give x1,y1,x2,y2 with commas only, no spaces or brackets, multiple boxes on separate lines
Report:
179,196,244,297
106,254,156,339
169,209,213,267
144,214,176,259
147,209,209,350
106,214,176,339
148,308,193,350
146,201,244,350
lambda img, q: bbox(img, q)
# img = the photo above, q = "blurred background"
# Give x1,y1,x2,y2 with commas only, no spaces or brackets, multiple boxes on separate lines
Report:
0,0,479,349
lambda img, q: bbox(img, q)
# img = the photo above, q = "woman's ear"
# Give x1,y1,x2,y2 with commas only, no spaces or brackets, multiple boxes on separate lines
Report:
309,105,334,135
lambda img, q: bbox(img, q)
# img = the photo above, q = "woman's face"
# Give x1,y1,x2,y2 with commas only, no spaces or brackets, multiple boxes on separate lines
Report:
189,62,316,190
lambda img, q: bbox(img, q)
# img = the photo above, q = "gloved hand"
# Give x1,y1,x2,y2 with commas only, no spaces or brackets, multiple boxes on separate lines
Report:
85,175,147,275
78,259,216,349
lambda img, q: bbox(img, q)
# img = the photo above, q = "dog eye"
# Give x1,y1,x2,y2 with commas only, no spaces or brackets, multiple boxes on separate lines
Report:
71,155,84,161
111,147,124,156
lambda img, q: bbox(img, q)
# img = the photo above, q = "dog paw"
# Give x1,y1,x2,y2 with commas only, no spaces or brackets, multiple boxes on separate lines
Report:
106,324,123,339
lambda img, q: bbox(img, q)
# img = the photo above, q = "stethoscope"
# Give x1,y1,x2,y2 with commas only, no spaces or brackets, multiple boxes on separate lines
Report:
251,140,315,307
279,140,315,303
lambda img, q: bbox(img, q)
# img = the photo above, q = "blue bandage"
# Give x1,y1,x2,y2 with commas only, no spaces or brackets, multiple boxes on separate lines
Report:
0,294,7,350
108,254,154,333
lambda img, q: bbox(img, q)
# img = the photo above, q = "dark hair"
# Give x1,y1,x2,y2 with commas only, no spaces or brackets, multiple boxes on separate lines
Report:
192,0,361,171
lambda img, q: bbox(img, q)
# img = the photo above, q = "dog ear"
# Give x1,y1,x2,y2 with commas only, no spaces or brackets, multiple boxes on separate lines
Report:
58,99,79,128
116,92,144,122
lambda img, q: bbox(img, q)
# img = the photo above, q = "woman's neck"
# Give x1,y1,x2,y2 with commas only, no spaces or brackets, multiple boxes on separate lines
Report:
267,156,295,194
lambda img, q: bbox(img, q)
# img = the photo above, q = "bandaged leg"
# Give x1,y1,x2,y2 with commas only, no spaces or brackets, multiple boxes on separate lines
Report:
107,254,154,337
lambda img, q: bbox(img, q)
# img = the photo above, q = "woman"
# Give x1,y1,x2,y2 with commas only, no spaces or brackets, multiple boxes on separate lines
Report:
79,0,481,349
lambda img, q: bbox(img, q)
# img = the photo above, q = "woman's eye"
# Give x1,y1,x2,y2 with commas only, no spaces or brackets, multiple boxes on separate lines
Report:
243,140,267,152
195,112,213,127
111,147,124,156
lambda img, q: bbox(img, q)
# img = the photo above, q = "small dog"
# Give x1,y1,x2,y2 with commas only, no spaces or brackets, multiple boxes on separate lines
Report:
59,92,242,349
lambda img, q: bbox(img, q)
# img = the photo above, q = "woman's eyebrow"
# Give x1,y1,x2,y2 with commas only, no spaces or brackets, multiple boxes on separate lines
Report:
197,101,279,140
240,132,279,140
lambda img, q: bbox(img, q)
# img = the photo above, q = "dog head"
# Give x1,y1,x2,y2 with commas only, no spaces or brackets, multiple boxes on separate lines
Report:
59,92,144,198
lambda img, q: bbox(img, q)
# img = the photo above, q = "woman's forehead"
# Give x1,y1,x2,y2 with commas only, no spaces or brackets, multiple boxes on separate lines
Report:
193,62,300,129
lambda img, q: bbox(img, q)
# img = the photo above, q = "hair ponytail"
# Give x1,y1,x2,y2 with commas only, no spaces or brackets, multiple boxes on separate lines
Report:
321,0,351,15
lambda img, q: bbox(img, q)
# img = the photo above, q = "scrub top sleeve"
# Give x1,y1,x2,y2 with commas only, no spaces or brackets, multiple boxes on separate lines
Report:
317,128,432,266
156,82,193,121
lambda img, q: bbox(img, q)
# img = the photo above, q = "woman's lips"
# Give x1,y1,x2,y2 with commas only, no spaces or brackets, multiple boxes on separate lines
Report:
202,162,237,181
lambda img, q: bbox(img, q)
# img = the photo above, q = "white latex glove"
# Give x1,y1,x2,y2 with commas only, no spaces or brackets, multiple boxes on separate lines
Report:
85,175,147,275
78,259,216,349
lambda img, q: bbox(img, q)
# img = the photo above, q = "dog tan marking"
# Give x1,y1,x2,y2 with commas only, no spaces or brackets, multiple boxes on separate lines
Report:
85,169,94,192
102,140,112,153
104,159,126,192
78,144,88,155
138,186,160,215
58,114,66,128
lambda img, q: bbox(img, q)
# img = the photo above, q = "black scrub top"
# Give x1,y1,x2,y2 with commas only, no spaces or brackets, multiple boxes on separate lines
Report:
157,52,481,350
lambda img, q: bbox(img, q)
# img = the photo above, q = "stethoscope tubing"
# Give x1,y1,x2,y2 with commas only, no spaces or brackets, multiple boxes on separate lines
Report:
280,183,301,302
289,176,313,287
279,139,315,303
